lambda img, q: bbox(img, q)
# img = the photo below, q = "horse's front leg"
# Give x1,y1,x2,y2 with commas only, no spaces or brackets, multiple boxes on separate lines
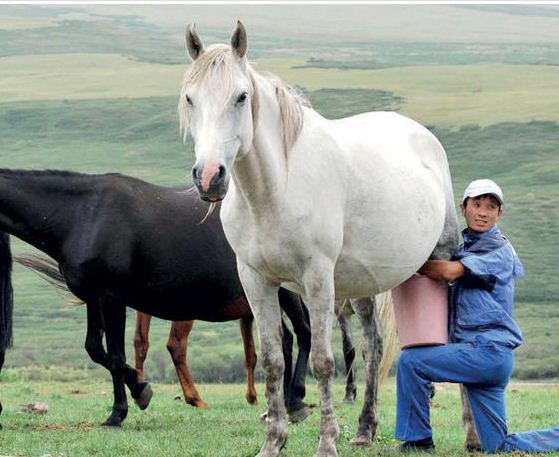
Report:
349,297,383,446
304,269,339,457
461,384,481,450
167,320,208,408
133,311,152,382
98,297,129,427
238,263,286,457
239,313,258,405
278,289,310,423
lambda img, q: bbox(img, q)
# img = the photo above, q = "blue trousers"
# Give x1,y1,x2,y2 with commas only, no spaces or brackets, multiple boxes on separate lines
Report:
396,339,559,452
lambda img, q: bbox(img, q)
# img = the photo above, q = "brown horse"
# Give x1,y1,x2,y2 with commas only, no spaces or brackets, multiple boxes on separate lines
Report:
133,313,257,409
132,295,311,417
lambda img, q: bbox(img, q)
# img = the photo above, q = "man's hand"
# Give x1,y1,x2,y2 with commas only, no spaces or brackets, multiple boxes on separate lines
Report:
418,260,465,282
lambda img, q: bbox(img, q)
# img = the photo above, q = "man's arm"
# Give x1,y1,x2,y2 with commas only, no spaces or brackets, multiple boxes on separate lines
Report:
418,260,465,282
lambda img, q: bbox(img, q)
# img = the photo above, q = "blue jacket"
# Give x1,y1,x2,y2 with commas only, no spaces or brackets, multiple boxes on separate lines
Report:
449,225,524,348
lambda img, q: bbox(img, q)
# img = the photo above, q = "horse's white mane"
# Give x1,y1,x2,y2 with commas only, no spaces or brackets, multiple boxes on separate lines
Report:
178,44,311,158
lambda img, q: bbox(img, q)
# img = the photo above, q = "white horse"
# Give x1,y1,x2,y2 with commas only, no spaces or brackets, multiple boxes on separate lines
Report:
179,22,460,457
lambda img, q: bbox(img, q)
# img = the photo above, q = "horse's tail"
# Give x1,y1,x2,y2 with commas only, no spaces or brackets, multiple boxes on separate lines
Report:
377,291,399,384
0,233,14,352
14,254,83,305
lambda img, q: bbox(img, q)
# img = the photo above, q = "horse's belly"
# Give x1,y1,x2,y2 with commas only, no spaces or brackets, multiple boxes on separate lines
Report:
333,192,446,298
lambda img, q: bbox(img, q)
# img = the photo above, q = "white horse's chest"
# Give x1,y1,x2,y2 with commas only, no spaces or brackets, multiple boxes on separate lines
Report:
221,195,335,288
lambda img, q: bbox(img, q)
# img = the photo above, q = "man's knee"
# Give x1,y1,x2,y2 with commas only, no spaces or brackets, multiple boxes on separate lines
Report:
398,349,419,373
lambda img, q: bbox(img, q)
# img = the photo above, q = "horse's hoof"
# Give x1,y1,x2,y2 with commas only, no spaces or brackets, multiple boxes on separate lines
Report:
350,434,372,447
134,382,153,410
313,445,338,457
465,443,482,452
102,418,122,427
288,405,310,423
246,393,258,405
343,396,355,405
260,410,268,422
192,400,209,409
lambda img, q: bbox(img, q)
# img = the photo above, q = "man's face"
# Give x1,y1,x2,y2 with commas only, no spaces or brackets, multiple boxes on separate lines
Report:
460,195,503,233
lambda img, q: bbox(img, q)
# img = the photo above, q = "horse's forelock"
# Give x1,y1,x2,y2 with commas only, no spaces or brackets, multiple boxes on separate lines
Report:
179,45,260,141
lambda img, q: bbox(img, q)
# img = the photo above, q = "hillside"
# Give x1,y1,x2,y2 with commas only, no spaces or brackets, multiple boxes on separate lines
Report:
0,4,557,381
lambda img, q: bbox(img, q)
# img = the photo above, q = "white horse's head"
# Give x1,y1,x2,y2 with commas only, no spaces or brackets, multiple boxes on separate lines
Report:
179,21,256,202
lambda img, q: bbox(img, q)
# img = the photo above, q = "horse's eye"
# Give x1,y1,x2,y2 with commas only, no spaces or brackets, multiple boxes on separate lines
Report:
236,92,248,104
185,94,193,106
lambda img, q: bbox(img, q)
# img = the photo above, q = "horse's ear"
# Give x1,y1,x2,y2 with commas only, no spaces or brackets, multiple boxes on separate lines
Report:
186,24,205,61
231,21,248,59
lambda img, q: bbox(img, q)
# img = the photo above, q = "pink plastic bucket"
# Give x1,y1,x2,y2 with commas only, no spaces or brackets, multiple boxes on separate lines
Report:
392,274,448,349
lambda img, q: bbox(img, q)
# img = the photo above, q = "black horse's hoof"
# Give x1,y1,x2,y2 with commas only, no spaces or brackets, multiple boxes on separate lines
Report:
288,404,310,424
102,417,122,427
102,407,127,427
133,382,153,410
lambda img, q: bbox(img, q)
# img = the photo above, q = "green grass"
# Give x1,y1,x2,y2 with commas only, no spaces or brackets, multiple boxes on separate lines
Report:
1,87,558,381
0,6,558,383
2,51,559,127
0,380,558,456
261,59,559,127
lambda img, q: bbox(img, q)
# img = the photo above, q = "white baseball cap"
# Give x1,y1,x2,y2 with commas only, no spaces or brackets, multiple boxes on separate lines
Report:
462,179,504,205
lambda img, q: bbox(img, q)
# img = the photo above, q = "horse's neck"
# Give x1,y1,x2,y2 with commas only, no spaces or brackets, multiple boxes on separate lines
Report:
0,172,89,256
231,75,289,214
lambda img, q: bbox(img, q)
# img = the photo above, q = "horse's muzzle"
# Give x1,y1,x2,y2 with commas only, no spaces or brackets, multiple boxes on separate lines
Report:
191,163,227,202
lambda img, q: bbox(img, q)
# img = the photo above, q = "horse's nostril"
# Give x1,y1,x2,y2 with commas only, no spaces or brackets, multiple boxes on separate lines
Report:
218,165,226,179
192,167,199,181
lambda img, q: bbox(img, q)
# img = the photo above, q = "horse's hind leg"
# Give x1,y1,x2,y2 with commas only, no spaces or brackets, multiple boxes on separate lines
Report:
240,313,258,405
133,311,152,382
279,289,310,423
85,304,152,414
461,385,481,451
167,320,208,408
335,299,357,404
349,297,383,447
281,318,293,410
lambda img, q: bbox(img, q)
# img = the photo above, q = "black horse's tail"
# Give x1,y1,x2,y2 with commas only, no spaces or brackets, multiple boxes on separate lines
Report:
14,254,83,305
0,233,13,352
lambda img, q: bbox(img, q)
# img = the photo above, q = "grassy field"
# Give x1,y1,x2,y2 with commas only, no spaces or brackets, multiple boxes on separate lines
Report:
0,89,559,382
1,92,558,381
0,4,558,386
0,380,558,457
3,53,559,127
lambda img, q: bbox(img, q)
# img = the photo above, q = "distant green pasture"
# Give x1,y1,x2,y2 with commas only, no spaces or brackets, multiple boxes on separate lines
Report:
2,54,559,127
0,15,58,30
258,59,559,127
1,88,558,381
0,53,184,103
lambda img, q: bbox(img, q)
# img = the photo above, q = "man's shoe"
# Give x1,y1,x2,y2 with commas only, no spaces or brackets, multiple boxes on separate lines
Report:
388,437,435,454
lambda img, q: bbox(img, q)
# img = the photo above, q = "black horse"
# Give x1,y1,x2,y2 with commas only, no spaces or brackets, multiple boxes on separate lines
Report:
0,169,311,427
